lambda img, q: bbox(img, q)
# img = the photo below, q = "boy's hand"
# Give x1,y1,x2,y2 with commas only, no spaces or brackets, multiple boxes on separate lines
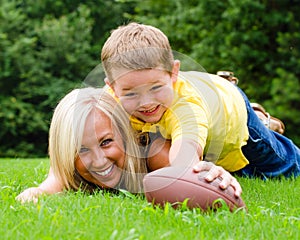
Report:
193,161,242,198
15,187,44,204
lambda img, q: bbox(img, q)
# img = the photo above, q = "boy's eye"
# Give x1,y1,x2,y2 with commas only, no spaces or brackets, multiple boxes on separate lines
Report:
100,138,113,146
151,85,162,91
124,92,137,97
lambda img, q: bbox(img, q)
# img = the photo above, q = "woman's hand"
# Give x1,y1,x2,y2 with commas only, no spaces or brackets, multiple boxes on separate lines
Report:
16,167,64,204
15,187,44,204
193,161,242,198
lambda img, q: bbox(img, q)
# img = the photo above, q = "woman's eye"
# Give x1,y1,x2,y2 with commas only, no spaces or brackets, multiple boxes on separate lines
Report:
79,147,89,154
100,139,113,147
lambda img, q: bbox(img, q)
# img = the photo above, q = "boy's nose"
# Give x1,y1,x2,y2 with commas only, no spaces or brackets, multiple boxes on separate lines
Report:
139,93,153,106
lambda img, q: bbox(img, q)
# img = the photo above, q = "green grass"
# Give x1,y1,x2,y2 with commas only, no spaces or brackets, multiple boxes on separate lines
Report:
1,158,299,240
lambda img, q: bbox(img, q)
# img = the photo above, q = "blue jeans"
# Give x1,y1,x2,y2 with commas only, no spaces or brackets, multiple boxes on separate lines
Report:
236,88,300,179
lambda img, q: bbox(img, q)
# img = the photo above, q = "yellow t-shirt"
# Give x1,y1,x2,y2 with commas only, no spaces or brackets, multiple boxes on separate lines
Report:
108,71,249,172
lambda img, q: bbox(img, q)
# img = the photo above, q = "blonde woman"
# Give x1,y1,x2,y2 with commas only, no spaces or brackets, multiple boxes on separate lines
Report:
16,87,147,203
17,87,242,203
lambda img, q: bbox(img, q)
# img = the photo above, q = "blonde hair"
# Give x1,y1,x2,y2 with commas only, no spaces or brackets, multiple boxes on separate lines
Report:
101,22,174,82
49,87,147,193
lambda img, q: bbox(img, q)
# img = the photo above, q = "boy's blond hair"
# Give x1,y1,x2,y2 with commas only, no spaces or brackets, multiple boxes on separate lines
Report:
101,22,174,82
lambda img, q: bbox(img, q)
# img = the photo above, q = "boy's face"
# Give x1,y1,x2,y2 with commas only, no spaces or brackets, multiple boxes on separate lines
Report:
108,62,179,123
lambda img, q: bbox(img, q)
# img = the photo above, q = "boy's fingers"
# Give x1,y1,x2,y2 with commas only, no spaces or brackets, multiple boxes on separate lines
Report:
193,161,214,172
204,165,224,181
219,174,242,198
193,162,242,198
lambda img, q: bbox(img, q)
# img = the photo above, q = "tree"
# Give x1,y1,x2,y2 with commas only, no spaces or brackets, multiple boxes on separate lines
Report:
0,0,134,157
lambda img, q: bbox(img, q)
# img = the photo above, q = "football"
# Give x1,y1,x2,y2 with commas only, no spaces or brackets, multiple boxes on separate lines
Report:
143,166,246,212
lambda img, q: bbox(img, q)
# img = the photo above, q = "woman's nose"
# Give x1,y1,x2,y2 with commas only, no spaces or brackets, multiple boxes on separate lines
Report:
91,149,107,168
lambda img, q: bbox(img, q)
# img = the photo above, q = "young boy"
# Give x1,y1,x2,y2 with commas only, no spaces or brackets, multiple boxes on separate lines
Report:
102,22,300,179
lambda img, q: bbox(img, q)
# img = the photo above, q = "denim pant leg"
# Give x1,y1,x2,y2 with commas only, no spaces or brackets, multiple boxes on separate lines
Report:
236,88,300,179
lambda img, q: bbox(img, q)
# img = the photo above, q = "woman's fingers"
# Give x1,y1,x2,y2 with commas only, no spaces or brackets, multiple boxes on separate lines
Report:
15,187,43,204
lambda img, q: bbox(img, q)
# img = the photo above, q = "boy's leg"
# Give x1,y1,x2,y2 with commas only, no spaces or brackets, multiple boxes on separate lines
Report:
237,88,300,178
251,102,285,134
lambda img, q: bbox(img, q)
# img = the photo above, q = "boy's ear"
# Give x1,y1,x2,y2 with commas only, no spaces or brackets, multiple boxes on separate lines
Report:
104,77,114,91
171,60,180,83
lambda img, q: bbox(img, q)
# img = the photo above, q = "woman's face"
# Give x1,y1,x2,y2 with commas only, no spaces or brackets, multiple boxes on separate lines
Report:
75,109,125,189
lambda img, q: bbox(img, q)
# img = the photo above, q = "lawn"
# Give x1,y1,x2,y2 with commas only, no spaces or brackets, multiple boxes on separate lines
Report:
0,158,299,240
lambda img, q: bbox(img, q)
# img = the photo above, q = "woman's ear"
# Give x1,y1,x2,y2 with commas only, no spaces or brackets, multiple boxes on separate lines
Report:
171,60,180,83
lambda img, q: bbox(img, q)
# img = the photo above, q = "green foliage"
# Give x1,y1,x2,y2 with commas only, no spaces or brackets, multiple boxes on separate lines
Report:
0,1,95,156
0,0,133,157
0,0,299,157
1,158,300,239
0,96,48,156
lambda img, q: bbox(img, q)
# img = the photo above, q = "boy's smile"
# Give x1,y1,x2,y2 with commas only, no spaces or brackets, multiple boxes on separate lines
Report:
108,66,179,123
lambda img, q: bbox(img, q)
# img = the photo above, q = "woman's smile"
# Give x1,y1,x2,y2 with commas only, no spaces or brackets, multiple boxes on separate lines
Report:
94,164,114,177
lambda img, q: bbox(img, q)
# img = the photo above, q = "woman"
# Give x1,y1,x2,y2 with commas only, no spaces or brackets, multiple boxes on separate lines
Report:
17,87,147,203
16,87,242,203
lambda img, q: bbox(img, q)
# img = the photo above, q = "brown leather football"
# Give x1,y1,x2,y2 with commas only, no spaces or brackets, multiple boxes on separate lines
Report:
143,166,247,212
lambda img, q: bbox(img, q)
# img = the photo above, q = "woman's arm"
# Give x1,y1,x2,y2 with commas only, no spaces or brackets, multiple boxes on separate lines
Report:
16,167,64,203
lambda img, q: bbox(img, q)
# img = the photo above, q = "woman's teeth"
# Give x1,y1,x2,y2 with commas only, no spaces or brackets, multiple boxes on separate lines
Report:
95,165,113,176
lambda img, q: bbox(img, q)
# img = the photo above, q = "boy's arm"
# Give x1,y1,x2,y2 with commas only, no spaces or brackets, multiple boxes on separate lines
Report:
169,138,203,167
171,139,242,197
147,137,242,197
16,167,64,203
